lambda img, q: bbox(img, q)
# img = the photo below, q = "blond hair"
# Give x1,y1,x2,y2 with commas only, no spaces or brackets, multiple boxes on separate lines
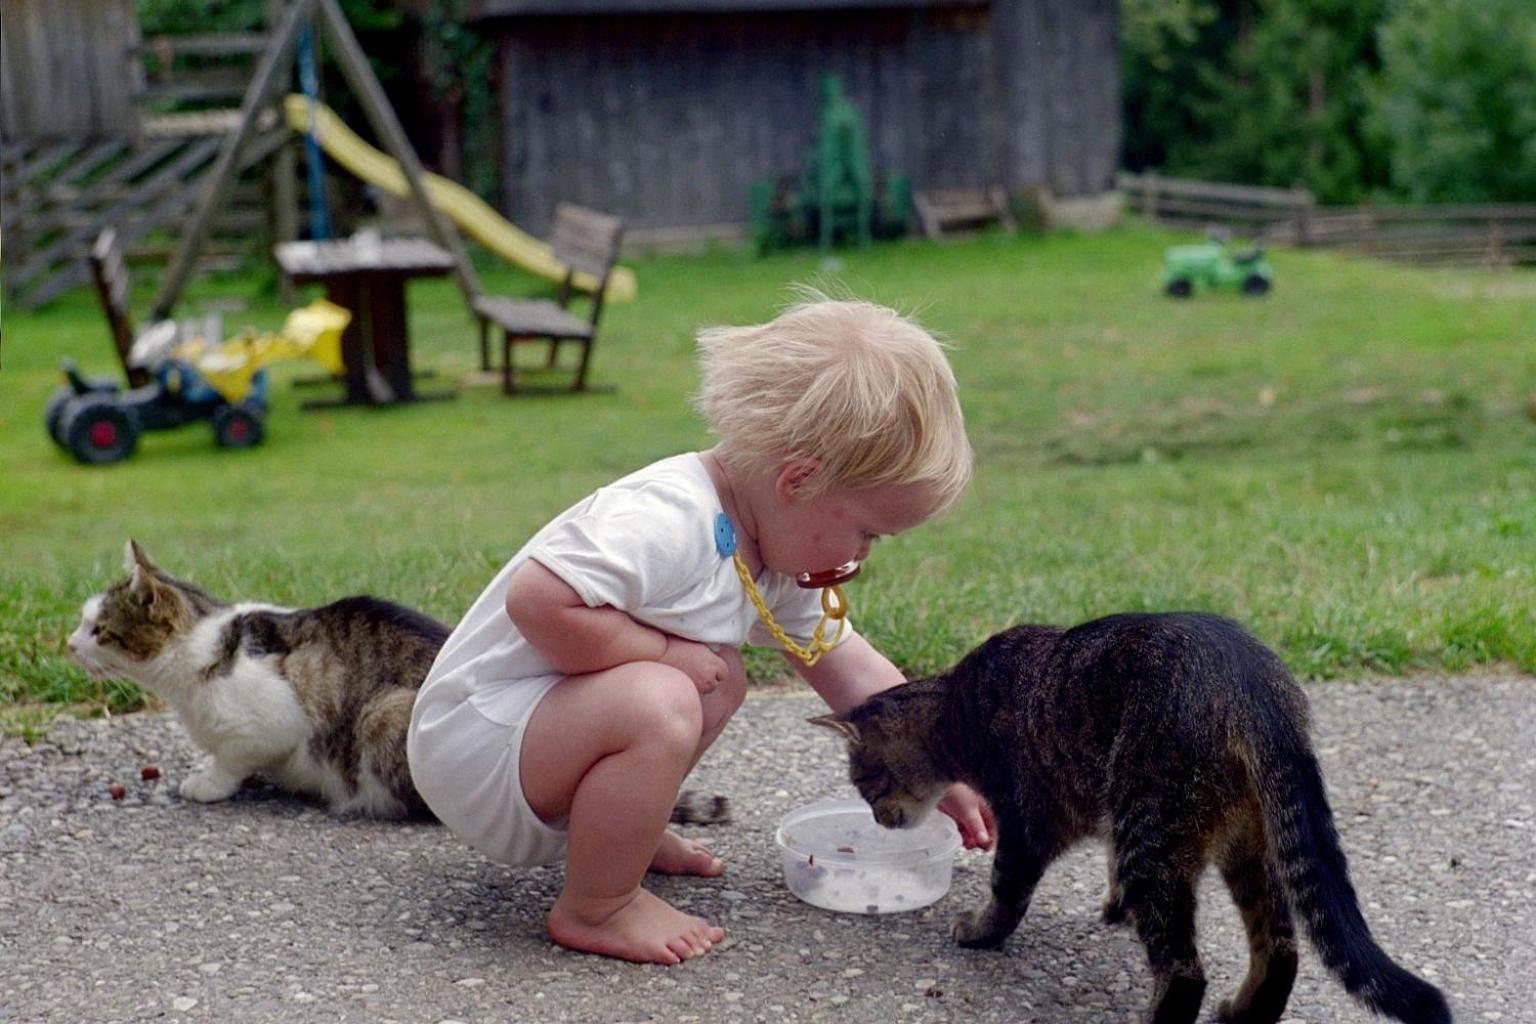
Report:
694,297,972,515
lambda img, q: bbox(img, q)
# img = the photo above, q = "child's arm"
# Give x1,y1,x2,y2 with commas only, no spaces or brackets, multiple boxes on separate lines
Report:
792,635,996,850
505,560,726,692
788,632,905,712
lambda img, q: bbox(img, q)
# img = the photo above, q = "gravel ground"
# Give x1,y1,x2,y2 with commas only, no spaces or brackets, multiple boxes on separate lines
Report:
2,673,1532,1024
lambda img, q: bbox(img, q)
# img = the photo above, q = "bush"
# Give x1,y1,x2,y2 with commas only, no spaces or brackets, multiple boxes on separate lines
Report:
1367,0,1536,203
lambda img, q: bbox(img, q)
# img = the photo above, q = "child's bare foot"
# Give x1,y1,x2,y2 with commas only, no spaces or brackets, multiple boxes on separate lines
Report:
648,830,726,876
548,888,724,966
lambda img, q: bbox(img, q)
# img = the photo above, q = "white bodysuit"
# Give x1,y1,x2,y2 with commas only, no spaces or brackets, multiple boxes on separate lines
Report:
407,452,853,866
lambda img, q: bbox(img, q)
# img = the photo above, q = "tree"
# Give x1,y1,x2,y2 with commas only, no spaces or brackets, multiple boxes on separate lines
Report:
1124,0,1400,202
1123,0,1390,202
1368,0,1536,203
1177,0,1389,202
1119,0,1226,174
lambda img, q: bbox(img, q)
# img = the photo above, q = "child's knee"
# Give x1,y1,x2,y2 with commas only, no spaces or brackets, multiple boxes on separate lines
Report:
622,663,705,752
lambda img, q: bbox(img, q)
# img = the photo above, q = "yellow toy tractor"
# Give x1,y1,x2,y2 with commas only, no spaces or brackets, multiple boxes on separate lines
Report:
45,301,349,464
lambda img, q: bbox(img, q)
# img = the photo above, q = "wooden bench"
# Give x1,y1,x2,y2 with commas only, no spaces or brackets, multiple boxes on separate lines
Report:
473,203,625,394
912,187,1018,240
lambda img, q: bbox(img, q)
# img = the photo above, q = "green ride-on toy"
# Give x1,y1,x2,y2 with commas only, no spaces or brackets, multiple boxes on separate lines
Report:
1162,231,1274,298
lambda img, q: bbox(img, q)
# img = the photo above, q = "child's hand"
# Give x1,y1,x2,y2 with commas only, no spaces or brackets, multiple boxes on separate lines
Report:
938,782,995,850
659,635,728,694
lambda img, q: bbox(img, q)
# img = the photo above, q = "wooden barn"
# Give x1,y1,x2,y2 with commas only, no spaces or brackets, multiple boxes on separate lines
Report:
1,0,1121,308
469,0,1122,242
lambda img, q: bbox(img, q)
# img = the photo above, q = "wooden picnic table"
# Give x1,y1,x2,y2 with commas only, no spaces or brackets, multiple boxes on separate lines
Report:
274,235,456,407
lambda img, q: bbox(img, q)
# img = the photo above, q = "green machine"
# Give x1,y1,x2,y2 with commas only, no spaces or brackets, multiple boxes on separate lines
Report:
1162,232,1274,298
750,75,910,253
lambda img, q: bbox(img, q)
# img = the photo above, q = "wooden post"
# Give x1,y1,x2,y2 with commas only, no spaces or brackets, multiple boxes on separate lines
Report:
1145,170,1159,223
267,0,298,303
151,0,315,320
1292,186,1313,247
314,0,480,304
269,137,299,303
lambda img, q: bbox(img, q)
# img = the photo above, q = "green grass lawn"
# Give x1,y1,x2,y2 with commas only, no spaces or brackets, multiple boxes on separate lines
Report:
3,224,1533,730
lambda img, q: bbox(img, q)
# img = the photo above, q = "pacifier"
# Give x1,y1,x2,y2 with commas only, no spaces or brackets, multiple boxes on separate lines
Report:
795,561,861,589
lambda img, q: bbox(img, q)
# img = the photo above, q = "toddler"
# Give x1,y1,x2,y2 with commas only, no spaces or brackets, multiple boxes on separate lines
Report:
408,298,993,966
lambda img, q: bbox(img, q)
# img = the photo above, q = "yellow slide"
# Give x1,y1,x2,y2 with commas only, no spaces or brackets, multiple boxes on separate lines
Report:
282,95,635,302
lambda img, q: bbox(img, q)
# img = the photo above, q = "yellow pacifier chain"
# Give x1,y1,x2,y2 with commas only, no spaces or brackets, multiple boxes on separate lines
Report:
732,553,851,667
716,511,854,668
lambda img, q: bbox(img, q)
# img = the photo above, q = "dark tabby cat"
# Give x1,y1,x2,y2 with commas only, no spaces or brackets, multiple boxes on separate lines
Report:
67,541,732,825
812,613,1450,1024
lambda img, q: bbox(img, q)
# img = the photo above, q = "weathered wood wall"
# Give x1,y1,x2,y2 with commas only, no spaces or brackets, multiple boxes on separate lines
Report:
486,0,1120,235
0,0,145,140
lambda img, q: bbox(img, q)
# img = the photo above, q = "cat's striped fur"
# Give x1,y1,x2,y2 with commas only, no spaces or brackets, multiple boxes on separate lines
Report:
68,541,733,826
815,613,1450,1024
69,542,447,817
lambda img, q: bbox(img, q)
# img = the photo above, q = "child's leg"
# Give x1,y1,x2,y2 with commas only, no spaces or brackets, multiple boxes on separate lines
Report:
520,660,726,965
648,644,749,876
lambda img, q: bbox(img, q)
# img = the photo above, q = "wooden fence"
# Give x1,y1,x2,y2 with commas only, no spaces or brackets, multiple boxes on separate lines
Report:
1265,205,1536,268
135,31,269,112
1,22,298,311
1119,171,1536,268
1118,171,1315,232
1,128,287,310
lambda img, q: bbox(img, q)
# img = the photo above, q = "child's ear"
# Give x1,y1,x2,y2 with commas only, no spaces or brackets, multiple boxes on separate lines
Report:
808,714,861,744
775,458,821,502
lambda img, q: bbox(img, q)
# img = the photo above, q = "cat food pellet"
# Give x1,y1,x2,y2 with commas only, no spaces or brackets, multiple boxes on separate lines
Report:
865,904,880,913
108,783,126,800
140,764,161,781
837,845,856,853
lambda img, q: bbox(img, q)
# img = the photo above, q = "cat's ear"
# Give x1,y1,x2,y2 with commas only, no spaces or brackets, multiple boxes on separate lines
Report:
126,541,151,591
808,714,861,744
125,540,165,603
124,539,160,577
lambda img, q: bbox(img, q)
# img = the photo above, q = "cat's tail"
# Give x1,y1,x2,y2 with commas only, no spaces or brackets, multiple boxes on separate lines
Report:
1246,707,1452,1024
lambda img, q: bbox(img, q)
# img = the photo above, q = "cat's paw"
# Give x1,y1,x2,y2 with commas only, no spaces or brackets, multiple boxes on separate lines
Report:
1101,896,1131,926
179,770,242,803
951,910,1006,950
1214,995,1281,1024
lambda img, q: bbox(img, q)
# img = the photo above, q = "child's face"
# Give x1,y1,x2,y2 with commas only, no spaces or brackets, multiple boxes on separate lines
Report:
761,477,939,578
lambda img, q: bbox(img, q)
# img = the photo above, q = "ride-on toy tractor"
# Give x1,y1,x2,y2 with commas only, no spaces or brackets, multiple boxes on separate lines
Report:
1162,232,1274,298
45,301,350,465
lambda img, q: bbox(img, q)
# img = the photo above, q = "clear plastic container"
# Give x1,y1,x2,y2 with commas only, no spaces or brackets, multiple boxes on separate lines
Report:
775,797,961,914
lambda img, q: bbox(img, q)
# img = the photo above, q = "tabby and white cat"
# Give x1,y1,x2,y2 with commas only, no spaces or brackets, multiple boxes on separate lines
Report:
68,541,733,827
68,541,447,818
814,612,1450,1024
